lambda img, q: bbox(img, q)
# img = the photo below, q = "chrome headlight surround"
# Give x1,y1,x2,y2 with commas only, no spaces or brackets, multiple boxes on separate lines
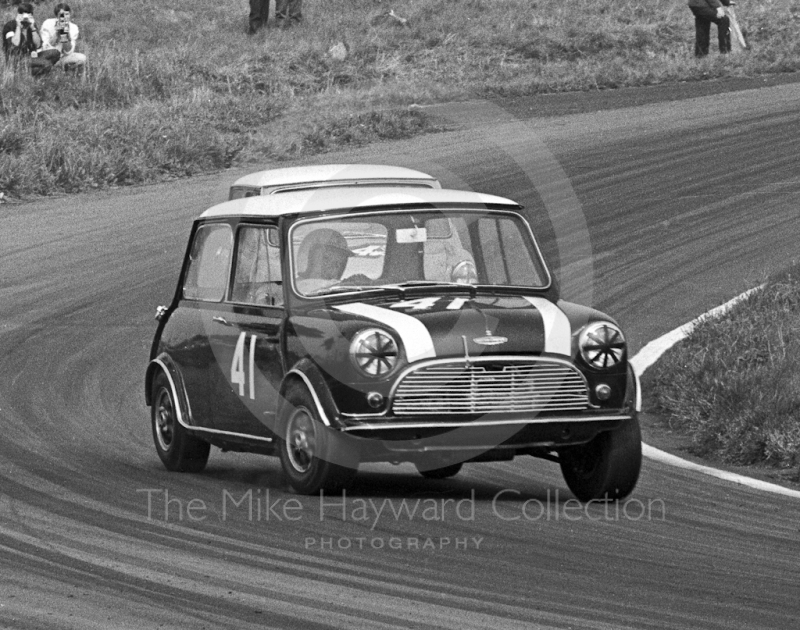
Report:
579,322,626,370
349,328,400,378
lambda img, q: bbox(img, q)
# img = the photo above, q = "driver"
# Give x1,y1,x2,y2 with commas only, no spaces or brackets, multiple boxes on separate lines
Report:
296,228,353,294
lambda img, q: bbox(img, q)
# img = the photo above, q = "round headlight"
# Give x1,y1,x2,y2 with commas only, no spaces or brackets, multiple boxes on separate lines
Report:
579,322,625,369
349,328,399,377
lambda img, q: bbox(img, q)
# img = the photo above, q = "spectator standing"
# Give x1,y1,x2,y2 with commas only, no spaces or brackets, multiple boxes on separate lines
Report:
249,0,270,34
40,3,86,71
275,0,302,27
688,0,732,57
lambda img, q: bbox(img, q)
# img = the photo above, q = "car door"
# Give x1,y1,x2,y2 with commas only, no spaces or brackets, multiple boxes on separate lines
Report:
170,221,234,430
210,223,285,439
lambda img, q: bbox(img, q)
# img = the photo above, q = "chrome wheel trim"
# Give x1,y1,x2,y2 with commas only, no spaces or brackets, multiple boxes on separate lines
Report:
285,407,317,474
154,388,175,452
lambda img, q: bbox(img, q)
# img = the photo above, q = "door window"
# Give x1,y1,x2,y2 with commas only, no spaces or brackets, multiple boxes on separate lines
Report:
231,226,283,306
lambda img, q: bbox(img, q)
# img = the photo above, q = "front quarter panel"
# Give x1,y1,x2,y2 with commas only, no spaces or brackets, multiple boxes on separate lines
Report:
558,299,629,408
285,307,409,418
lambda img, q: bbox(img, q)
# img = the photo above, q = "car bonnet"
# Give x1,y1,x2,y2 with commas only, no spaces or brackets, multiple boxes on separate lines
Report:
330,294,572,361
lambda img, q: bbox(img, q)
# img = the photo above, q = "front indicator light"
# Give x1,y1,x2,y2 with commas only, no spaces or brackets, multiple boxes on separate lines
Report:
595,384,612,401
367,391,384,408
579,322,625,369
350,329,399,378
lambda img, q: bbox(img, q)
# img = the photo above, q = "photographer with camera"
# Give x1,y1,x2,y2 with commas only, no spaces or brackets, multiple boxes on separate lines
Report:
40,3,86,72
3,3,42,63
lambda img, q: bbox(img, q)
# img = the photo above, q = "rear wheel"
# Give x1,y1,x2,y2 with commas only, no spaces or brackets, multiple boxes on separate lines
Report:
279,384,358,494
416,462,463,479
559,416,642,502
151,372,210,473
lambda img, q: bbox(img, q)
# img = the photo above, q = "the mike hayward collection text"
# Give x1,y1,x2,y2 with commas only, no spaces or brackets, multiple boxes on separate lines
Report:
137,488,665,526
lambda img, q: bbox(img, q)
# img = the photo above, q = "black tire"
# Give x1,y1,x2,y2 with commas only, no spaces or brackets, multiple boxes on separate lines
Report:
278,384,358,494
151,372,210,473
416,462,463,479
559,415,642,502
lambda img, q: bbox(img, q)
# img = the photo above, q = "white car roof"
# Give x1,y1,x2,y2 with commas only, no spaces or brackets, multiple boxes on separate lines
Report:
231,164,440,189
200,187,520,220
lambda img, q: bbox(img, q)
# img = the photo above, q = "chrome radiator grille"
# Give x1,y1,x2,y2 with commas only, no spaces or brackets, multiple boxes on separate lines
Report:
392,361,590,415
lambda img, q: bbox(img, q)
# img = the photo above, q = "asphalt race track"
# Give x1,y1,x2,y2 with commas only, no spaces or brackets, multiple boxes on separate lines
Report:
1,79,799,629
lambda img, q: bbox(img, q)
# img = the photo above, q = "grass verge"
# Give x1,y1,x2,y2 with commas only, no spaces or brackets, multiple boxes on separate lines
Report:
2,0,800,198
643,263,800,477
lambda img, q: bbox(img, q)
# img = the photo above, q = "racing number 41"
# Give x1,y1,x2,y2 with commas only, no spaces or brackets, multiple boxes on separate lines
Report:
231,332,256,400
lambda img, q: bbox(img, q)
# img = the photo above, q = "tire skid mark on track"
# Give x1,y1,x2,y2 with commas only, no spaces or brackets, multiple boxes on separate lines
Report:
0,465,594,629
3,459,778,630
0,524,559,630
0,542,337,630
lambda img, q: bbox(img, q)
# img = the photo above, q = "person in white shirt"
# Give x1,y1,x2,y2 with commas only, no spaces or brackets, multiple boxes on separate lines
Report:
39,3,85,71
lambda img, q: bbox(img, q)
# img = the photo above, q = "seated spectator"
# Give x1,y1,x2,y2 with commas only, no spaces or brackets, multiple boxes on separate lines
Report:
39,3,86,71
2,3,54,76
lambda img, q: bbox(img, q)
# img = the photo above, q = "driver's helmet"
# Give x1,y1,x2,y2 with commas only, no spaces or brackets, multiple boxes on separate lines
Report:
298,228,352,280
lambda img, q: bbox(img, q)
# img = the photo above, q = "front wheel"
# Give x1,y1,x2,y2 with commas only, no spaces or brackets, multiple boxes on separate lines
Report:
559,416,642,502
151,372,210,473
278,384,358,494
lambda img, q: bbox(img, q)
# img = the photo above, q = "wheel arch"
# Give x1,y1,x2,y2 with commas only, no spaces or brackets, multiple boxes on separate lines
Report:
626,362,642,413
145,355,192,430
280,358,343,429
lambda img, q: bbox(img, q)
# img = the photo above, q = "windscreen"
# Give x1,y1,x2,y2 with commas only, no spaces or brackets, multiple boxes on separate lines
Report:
289,209,549,297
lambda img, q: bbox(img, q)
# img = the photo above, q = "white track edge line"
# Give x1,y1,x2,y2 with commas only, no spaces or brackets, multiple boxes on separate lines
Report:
630,284,800,499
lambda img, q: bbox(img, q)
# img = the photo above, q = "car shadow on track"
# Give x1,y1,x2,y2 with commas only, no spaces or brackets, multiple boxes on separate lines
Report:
194,457,571,504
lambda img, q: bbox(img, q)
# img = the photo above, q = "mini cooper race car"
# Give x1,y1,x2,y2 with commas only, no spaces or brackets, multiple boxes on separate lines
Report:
146,184,642,500
228,164,441,200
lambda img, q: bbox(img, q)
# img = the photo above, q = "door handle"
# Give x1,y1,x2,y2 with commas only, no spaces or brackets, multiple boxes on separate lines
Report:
212,316,231,326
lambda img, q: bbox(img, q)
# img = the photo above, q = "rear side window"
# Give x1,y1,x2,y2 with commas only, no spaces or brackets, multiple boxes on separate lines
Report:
228,186,261,200
183,224,233,302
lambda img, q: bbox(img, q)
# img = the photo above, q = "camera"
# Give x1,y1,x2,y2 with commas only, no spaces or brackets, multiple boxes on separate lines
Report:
57,16,69,42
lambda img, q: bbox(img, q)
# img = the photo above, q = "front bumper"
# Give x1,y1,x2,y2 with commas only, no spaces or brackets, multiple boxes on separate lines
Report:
337,411,635,458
